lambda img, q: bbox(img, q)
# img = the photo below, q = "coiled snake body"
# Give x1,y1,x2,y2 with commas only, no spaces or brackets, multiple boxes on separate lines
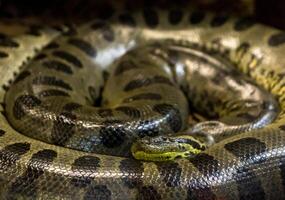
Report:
1,7,285,200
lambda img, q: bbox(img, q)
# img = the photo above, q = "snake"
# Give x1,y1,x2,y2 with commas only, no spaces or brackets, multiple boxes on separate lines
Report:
1,6,285,200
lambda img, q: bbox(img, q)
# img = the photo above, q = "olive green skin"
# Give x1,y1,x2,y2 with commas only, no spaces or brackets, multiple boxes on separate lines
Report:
0,7,285,200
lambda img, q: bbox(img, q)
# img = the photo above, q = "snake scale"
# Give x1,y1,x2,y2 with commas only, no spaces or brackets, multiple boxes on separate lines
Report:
1,5,285,200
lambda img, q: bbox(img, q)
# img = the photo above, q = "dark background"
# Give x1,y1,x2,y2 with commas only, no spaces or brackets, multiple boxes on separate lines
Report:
0,0,284,30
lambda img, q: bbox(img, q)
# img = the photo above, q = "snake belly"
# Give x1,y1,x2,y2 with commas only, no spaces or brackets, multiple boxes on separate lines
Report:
1,7,285,200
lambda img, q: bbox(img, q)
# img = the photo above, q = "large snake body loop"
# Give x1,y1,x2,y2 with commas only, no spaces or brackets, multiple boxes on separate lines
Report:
1,7,285,199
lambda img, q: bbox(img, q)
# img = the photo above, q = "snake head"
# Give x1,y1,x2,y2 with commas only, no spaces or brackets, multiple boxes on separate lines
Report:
131,135,206,161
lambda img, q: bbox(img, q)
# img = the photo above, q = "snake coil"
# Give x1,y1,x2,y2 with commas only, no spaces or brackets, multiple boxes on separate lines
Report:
0,7,285,200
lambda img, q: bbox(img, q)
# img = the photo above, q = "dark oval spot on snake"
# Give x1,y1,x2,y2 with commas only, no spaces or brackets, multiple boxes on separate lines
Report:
119,158,143,188
234,16,256,31
71,178,91,188
143,8,159,28
13,95,41,120
189,11,205,24
151,76,174,85
189,153,220,177
210,14,229,27
32,76,72,91
12,149,57,179
279,124,285,131
31,149,57,162
5,149,57,197
234,166,266,200
38,89,70,98
34,53,47,60
3,142,30,155
42,60,73,74
0,51,8,58
68,38,97,57
168,9,183,25
0,129,5,136
124,78,152,92
71,156,100,188
224,137,266,160
72,155,100,170
137,186,162,200
153,103,182,132
8,149,57,198
14,71,31,84
53,50,83,68
0,143,31,169
114,60,139,76
268,32,285,47
124,76,173,91
156,162,182,187
0,37,19,47
100,121,126,148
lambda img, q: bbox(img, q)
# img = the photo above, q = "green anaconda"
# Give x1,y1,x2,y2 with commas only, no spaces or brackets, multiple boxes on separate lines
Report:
1,7,285,200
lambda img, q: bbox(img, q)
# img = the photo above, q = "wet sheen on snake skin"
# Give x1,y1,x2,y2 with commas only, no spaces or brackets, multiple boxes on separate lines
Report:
0,7,285,200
